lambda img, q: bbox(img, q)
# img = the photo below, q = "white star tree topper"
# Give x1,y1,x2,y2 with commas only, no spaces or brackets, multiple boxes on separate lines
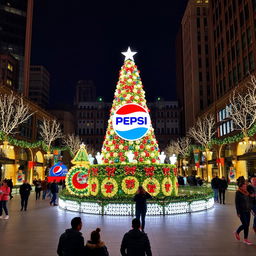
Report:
122,47,137,61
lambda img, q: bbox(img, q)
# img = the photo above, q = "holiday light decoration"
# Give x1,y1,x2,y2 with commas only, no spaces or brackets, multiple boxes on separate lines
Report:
101,177,118,197
142,178,161,196
121,176,139,195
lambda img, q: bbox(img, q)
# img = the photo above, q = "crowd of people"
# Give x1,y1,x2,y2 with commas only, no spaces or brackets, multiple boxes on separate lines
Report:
177,175,203,186
0,178,64,219
211,175,228,204
57,217,152,256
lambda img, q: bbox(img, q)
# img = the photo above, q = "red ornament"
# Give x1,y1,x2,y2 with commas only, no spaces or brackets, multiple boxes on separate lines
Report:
124,146,129,150
140,144,144,149
124,166,136,175
106,167,116,177
134,152,139,156
120,140,124,144
106,147,110,151
150,147,154,151
118,152,123,156
139,157,144,162
115,145,119,149
114,136,119,140
104,159,109,163
144,167,155,177
113,140,116,144
151,159,156,163
150,141,154,145
110,152,114,157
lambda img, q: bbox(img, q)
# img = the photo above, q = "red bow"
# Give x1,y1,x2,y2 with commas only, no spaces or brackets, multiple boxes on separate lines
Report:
165,183,171,192
105,184,114,193
147,184,156,193
162,168,170,176
125,179,135,189
144,167,155,177
91,183,97,192
91,168,99,176
106,167,116,177
124,166,136,176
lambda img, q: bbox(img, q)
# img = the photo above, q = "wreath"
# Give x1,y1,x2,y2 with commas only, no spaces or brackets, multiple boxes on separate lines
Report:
121,176,139,195
142,178,160,196
161,177,172,196
101,177,118,197
66,166,90,196
172,176,179,196
89,177,99,196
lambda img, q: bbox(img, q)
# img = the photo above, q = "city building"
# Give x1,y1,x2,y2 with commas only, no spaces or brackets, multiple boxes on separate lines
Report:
177,0,256,179
0,52,19,90
29,65,50,109
178,0,213,132
74,81,180,151
0,0,33,96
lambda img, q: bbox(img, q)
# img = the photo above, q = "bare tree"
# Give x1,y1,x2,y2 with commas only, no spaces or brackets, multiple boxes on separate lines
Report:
40,119,62,152
0,92,33,138
176,137,191,158
228,76,256,138
63,134,82,156
188,114,215,149
166,140,179,157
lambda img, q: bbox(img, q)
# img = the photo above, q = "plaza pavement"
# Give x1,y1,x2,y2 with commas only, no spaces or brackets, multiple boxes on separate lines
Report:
0,191,256,256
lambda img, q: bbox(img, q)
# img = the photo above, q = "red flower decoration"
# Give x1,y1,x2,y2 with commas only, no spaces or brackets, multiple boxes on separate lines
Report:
124,166,136,175
165,183,171,192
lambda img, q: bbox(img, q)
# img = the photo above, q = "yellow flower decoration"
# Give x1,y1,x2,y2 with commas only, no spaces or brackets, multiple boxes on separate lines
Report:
89,177,99,196
142,178,160,196
101,178,118,198
162,177,172,196
121,176,139,195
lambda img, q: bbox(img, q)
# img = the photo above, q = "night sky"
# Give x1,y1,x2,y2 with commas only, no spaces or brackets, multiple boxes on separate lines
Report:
31,1,188,107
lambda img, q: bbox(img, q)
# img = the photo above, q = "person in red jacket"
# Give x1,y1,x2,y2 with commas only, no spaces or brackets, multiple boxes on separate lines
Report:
0,180,10,220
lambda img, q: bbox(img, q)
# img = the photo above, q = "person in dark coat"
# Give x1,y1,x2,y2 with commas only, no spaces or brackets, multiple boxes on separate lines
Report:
247,177,256,233
120,218,152,256
50,180,59,206
57,217,85,256
35,179,42,200
211,175,220,202
234,182,253,245
133,186,152,232
7,179,13,199
85,228,109,256
218,176,228,204
19,180,32,211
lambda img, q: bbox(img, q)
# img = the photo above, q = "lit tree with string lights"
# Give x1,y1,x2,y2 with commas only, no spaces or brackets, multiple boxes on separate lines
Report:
63,134,82,157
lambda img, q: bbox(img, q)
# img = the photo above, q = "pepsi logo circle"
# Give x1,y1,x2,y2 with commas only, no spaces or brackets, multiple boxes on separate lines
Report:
112,103,151,141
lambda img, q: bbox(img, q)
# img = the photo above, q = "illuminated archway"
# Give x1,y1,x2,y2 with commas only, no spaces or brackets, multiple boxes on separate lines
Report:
34,151,45,180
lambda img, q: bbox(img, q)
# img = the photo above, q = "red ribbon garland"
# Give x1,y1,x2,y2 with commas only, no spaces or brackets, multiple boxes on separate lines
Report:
91,183,97,192
144,167,155,177
125,179,135,189
91,168,99,176
162,168,170,176
124,166,136,176
105,167,116,178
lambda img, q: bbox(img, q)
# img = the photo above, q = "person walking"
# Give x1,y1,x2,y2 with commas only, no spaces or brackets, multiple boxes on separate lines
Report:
20,180,32,211
41,178,48,200
35,179,42,200
85,228,109,256
234,182,253,245
57,217,85,256
50,180,59,206
0,180,10,219
133,186,152,232
247,177,256,233
219,176,228,204
211,175,220,203
120,218,152,256
7,179,13,200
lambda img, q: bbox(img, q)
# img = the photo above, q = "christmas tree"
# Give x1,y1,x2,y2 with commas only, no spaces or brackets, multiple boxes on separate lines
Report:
101,47,160,164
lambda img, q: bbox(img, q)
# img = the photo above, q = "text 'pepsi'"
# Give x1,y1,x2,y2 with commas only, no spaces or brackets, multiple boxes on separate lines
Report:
116,117,148,125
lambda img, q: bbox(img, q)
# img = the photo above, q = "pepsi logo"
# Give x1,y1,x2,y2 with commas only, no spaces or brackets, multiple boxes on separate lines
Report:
112,103,151,141
53,166,62,175
49,162,68,177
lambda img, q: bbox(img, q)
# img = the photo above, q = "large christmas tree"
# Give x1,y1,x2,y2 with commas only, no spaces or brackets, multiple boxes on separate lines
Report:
101,47,160,164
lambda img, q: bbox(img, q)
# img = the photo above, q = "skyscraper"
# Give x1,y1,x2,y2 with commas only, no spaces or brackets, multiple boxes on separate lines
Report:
0,0,33,96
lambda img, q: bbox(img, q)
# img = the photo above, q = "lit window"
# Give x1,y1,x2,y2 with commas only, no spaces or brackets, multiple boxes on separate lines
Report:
7,63,13,71
6,79,12,86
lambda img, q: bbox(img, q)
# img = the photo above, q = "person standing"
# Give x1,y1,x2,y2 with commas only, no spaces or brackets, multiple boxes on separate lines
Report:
0,180,10,219
85,228,109,256
234,182,253,245
120,218,152,256
247,177,256,233
41,178,48,200
20,180,32,211
50,180,59,206
57,217,85,256
219,176,228,204
35,179,42,200
133,186,152,232
211,175,220,203
7,179,13,200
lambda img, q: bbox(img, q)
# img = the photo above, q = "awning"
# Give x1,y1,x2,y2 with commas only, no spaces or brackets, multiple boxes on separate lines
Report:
237,152,256,161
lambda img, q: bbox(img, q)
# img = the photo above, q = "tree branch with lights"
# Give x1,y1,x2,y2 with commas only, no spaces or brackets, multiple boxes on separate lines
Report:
0,92,33,139
63,134,82,157
40,119,62,153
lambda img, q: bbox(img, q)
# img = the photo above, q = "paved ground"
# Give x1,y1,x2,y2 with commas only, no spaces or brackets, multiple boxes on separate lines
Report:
0,191,256,256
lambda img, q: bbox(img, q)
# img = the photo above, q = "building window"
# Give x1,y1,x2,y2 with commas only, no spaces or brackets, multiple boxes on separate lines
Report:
243,56,249,75
247,28,252,45
249,52,255,71
244,4,249,20
240,11,244,27
197,18,200,28
6,79,12,86
7,63,13,72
